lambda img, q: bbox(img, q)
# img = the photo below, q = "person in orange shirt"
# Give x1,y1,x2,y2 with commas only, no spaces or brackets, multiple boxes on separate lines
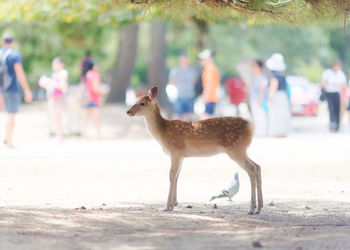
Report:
198,49,220,116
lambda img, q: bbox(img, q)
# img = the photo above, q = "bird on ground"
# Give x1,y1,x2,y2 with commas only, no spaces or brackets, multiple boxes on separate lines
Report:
210,172,240,201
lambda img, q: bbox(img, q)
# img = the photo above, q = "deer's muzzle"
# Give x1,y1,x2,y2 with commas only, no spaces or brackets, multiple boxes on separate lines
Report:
126,110,135,117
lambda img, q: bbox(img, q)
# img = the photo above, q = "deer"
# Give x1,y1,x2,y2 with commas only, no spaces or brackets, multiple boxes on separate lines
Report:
126,87,263,214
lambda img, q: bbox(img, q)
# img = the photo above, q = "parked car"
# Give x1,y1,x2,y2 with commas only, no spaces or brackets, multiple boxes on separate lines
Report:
287,76,320,116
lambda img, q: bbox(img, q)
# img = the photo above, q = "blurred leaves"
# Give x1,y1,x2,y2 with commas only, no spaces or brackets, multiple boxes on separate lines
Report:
0,0,349,26
0,0,349,89
0,22,118,86
295,60,325,83
0,0,138,25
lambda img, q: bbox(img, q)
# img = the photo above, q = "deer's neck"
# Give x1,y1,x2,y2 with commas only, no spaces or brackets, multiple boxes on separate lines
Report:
144,104,166,140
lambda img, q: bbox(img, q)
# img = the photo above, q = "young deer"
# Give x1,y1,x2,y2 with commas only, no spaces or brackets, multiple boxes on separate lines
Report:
127,87,263,214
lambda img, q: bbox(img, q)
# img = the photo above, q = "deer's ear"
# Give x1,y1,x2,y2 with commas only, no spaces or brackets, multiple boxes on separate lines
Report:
148,87,158,103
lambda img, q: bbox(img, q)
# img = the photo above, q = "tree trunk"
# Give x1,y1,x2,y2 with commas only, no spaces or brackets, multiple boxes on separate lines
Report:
191,17,211,51
107,23,139,103
147,20,171,114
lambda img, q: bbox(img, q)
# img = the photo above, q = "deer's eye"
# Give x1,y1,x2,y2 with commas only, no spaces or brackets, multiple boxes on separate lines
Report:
140,103,145,106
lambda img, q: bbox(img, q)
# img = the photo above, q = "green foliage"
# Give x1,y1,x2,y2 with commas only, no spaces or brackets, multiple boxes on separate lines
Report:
129,22,343,87
0,22,118,86
0,0,348,26
328,28,350,71
0,0,349,89
1,21,345,89
295,60,325,83
0,0,137,25
207,24,334,77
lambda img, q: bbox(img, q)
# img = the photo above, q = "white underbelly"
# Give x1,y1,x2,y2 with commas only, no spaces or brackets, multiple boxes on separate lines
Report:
183,144,224,157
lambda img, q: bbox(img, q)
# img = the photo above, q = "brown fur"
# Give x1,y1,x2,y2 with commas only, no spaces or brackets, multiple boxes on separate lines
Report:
127,93,263,214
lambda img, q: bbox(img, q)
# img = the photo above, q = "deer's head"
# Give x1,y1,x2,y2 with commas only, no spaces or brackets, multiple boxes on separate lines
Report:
127,87,158,117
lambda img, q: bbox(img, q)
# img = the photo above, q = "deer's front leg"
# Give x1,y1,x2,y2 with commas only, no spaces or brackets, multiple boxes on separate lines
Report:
172,160,183,207
166,155,182,211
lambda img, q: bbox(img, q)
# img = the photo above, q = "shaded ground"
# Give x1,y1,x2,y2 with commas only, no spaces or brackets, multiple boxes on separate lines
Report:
1,201,350,250
0,103,350,249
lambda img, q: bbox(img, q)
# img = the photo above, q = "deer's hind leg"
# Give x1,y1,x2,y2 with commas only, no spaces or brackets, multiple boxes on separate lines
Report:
246,156,263,214
226,151,258,214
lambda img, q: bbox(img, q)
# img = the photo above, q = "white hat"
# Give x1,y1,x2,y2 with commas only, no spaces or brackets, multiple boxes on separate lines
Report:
198,49,213,60
266,53,286,72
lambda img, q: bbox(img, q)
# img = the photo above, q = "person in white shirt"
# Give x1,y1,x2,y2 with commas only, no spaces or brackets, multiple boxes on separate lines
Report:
322,60,347,132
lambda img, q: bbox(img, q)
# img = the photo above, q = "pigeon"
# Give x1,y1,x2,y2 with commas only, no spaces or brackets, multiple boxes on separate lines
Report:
210,172,240,201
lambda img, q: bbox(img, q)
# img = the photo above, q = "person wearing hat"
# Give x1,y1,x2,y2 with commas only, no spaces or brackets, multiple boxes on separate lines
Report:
322,60,347,132
266,53,291,137
168,51,197,121
198,49,220,117
0,34,32,147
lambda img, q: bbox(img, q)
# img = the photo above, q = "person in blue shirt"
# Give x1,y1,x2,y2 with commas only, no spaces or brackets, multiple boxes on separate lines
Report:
168,51,197,121
1,34,32,147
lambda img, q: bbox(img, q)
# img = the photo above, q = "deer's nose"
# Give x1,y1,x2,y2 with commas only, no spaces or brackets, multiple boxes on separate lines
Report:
126,110,131,115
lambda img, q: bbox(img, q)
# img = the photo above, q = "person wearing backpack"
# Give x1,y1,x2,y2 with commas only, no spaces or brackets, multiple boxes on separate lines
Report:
0,34,32,147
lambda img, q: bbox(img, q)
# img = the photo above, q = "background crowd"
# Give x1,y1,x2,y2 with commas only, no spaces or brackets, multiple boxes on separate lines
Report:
168,49,350,137
1,31,350,148
0,34,108,147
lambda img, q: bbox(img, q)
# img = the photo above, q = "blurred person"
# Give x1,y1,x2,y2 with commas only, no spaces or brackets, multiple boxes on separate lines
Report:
194,66,204,98
81,61,102,139
266,53,291,137
340,74,349,122
322,60,347,132
198,49,220,117
168,51,197,120
0,34,32,147
80,51,92,83
347,99,350,126
347,75,350,126
248,60,269,136
342,73,350,125
39,57,68,141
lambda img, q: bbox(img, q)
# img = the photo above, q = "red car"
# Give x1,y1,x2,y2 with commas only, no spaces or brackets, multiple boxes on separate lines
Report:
287,76,319,116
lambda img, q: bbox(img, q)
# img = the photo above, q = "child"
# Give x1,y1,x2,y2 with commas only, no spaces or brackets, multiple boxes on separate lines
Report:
81,61,103,139
39,57,68,141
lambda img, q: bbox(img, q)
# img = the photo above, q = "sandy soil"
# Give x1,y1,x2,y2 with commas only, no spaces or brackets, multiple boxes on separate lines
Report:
0,103,349,250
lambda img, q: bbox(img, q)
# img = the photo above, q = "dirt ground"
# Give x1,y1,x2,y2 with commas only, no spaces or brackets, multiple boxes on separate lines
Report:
0,104,349,250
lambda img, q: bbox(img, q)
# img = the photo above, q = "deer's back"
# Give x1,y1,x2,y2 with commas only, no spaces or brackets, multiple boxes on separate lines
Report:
161,117,253,155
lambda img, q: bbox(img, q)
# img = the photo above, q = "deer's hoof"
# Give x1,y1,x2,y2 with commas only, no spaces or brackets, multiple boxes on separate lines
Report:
248,211,254,215
174,202,178,206
165,205,174,211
